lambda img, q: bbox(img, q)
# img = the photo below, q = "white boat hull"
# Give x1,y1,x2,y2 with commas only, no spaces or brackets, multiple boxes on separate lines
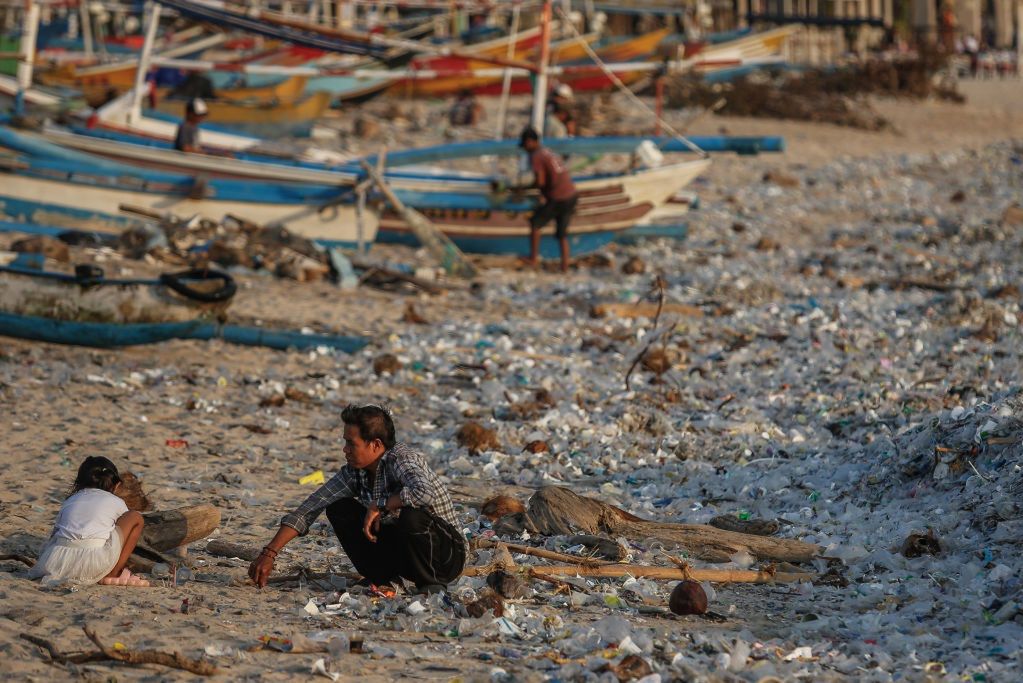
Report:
0,173,377,247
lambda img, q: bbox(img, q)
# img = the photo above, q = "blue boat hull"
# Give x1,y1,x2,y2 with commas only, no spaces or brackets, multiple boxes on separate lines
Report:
615,220,689,245
0,311,367,352
377,227,617,258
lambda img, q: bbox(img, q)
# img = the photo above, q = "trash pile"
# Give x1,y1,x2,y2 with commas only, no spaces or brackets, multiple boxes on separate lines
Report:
118,213,334,283
665,52,963,130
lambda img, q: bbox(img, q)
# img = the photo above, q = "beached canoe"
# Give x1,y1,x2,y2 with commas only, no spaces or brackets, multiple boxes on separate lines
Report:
0,125,377,248
552,27,672,94
0,252,234,324
0,255,366,352
386,25,544,97
149,91,332,138
212,75,309,103
407,31,599,98
36,34,230,106
376,158,710,256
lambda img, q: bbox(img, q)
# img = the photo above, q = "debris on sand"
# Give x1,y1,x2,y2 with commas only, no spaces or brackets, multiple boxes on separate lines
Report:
665,53,962,130
456,422,500,454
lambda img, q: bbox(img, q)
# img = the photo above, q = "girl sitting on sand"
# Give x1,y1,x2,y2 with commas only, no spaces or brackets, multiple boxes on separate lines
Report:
30,456,149,587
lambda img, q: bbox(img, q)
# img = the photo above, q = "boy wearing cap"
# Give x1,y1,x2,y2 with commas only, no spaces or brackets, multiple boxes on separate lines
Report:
545,84,577,139
518,126,578,272
174,98,207,153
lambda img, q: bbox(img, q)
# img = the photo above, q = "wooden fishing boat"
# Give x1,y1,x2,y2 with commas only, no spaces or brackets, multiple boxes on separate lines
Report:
552,27,672,93
681,25,798,63
149,91,332,138
213,46,393,106
36,34,229,106
213,75,309,103
0,125,376,248
376,158,710,256
386,25,544,97
403,31,599,98
31,124,781,254
0,253,367,351
469,27,670,96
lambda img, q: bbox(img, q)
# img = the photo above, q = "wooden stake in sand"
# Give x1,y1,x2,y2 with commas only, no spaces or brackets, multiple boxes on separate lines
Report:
359,159,478,279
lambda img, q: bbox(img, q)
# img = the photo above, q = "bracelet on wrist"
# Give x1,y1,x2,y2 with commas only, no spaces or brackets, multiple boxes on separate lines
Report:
260,547,279,559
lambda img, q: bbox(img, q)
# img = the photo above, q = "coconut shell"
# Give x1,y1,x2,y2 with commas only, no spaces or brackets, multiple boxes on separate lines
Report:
607,654,653,682
669,580,708,615
372,353,402,376
481,495,525,522
466,588,504,618
486,568,530,599
456,422,500,454
116,472,153,512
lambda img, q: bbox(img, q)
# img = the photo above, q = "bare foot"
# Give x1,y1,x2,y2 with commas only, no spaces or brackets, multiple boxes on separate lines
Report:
515,256,540,270
100,568,150,587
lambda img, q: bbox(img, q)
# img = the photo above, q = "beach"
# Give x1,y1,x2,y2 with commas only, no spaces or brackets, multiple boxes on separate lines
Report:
1,79,1022,681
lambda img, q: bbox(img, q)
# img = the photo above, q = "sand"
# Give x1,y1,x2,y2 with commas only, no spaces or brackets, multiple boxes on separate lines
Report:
1,79,1021,681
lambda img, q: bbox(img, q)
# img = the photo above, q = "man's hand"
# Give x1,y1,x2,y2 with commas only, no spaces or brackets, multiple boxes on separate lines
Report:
385,493,403,514
247,526,297,589
248,551,275,588
363,505,381,542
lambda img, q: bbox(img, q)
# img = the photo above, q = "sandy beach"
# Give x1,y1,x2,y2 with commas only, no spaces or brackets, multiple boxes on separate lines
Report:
1,79,1022,681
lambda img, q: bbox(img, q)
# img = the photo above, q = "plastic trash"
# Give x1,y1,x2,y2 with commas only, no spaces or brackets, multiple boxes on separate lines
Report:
299,470,326,486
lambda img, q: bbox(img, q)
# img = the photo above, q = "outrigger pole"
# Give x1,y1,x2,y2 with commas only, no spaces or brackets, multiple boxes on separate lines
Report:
128,2,161,126
15,0,40,116
529,0,552,132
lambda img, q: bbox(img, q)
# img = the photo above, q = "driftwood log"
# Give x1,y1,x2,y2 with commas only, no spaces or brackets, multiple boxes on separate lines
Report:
204,540,261,561
141,504,220,551
591,302,703,319
20,628,218,675
521,487,819,564
462,563,813,584
127,505,221,573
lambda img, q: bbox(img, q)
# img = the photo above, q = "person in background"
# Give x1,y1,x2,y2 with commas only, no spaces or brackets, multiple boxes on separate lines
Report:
449,88,484,127
545,83,577,139
517,126,578,272
174,98,207,153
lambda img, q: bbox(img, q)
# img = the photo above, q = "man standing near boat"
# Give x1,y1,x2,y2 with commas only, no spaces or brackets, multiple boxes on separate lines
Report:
174,98,208,154
518,126,578,273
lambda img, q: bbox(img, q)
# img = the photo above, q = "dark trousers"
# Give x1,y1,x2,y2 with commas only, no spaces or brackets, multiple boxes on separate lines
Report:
326,498,465,589
530,195,578,239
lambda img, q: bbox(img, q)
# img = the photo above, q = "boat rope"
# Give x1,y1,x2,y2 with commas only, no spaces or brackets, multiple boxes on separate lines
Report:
553,7,708,160
159,268,237,304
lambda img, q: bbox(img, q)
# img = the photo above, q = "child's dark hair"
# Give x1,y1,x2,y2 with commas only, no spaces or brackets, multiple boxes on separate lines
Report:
341,404,396,449
68,456,122,497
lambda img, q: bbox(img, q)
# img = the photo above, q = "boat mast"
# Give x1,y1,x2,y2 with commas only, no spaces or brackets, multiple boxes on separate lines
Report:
494,1,521,140
15,0,40,116
129,2,162,126
529,0,552,133
79,0,94,58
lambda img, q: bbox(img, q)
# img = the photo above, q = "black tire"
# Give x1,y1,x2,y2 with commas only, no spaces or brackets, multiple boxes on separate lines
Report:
159,268,237,303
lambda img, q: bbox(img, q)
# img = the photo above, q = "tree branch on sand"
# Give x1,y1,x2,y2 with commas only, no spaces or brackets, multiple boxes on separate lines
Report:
19,627,218,676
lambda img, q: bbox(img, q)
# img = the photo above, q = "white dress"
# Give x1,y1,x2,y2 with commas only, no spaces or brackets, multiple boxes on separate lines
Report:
30,488,128,585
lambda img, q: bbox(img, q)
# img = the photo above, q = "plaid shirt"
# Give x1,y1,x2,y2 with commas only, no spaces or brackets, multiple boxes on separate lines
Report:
281,442,461,536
